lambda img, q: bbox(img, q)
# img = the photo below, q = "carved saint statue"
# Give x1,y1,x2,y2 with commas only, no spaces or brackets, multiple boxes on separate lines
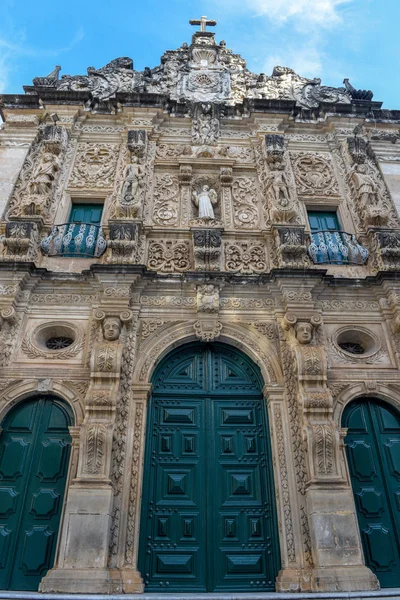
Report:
102,316,122,342
29,151,60,196
192,185,218,220
266,163,290,205
351,163,379,207
120,156,142,206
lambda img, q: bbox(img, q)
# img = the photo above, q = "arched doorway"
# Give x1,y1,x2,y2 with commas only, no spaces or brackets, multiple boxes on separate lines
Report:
343,398,400,588
0,395,73,591
139,342,280,592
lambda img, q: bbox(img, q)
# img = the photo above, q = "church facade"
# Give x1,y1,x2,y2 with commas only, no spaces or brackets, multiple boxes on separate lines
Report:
1,17,400,595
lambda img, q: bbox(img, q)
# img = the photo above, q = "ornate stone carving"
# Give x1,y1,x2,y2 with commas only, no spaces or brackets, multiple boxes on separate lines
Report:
127,129,147,158
274,405,296,564
292,153,339,196
153,174,179,226
273,226,308,269
350,163,389,227
192,103,220,145
225,241,266,274
107,222,138,264
193,319,222,341
232,178,259,229
7,125,69,219
117,158,143,218
69,143,119,189
2,221,40,262
84,424,107,475
283,312,344,484
372,230,400,270
21,322,85,360
196,284,219,313
192,228,222,271
147,240,191,272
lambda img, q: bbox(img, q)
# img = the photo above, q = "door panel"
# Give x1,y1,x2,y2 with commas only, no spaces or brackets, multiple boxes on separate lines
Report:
343,399,400,587
0,397,72,591
140,343,280,592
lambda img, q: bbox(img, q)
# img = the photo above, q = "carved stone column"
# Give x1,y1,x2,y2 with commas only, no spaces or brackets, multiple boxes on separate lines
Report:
281,311,378,592
220,166,234,227
179,163,193,227
113,383,151,592
41,310,134,594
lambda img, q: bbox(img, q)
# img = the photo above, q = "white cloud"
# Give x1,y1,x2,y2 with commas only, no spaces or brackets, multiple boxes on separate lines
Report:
216,0,352,28
0,53,11,93
262,44,323,78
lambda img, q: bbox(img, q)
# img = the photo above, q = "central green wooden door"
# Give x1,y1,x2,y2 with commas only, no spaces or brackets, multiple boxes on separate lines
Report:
0,396,73,591
343,399,400,587
139,342,280,592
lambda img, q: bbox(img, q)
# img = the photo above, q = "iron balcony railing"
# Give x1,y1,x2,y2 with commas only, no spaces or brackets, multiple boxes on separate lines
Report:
41,222,107,258
308,230,369,265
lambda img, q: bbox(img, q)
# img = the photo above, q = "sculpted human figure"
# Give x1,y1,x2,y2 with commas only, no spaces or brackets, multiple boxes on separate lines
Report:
266,163,290,206
351,163,379,206
120,156,142,205
295,321,313,345
102,316,122,342
197,284,219,313
29,151,60,195
192,185,218,220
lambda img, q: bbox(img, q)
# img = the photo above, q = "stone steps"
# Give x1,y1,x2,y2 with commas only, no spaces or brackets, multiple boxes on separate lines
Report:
0,591,400,600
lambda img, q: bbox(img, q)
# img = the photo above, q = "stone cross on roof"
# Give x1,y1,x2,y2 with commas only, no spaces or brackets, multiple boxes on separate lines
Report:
189,16,217,33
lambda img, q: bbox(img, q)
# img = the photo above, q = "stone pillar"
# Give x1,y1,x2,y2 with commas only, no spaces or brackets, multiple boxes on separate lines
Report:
41,309,134,593
112,384,150,592
280,311,378,592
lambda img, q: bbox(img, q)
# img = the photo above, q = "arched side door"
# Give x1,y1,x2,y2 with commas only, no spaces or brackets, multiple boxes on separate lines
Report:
0,396,73,591
139,342,281,593
343,398,400,587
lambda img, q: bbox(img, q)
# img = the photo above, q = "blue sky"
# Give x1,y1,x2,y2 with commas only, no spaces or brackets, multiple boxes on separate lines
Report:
0,0,399,108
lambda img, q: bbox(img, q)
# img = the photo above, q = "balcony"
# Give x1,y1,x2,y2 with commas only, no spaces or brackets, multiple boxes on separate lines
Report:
308,230,369,265
41,222,107,258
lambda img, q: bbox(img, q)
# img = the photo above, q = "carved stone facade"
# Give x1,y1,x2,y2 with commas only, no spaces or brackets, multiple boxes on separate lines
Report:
1,15,400,597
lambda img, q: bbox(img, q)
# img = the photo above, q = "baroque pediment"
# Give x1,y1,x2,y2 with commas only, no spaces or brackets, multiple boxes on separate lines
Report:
27,20,370,110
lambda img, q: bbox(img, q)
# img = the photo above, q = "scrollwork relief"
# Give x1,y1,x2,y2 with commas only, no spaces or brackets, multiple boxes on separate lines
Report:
147,240,191,273
69,142,119,189
225,241,266,274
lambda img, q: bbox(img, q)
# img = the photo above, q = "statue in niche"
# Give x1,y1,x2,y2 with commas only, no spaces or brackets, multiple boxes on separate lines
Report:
29,151,61,196
102,316,122,342
192,185,218,220
120,156,142,206
266,162,291,206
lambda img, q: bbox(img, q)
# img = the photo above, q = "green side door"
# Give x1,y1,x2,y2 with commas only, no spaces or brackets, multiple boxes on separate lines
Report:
139,343,280,592
0,397,73,590
343,399,400,587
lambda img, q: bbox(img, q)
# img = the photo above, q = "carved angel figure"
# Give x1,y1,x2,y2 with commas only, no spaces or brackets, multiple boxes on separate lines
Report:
120,156,142,205
192,185,218,220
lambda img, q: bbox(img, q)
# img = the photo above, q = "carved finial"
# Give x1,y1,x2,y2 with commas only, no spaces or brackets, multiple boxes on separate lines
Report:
189,16,217,33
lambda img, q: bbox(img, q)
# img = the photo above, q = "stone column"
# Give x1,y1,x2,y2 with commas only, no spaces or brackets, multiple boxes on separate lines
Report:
113,383,151,592
41,310,133,593
281,311,378,592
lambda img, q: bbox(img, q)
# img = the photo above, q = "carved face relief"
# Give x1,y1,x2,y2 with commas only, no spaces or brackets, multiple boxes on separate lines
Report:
295,322,313,345
102,317,122,342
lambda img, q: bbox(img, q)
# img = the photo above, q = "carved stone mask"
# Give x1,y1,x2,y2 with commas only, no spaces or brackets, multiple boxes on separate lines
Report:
102,317,122,341
295,322,313,345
